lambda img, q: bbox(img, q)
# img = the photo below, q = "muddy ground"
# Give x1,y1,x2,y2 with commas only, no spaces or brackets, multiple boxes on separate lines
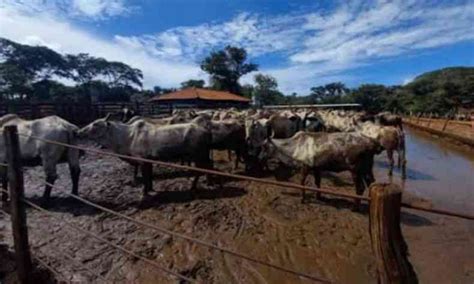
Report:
1,149,473,283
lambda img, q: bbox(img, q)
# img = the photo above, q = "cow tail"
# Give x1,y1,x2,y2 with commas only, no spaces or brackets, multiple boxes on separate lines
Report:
397,129,406,169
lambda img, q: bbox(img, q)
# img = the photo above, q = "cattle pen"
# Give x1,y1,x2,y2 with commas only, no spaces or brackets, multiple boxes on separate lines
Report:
1,125,474,283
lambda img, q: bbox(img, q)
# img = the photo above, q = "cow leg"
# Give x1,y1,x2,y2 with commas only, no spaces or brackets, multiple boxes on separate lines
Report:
386,149,394,177
300,167,309,203
67,149,81,196
313,169,322,200
233,150,240,170
133,165,139,184
43,162,58,202
1,168,8,206
141,163,153,198
351,172,364,211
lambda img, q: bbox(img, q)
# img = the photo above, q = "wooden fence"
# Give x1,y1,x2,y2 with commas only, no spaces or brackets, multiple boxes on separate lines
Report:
0,102,172,126
403,116,474,147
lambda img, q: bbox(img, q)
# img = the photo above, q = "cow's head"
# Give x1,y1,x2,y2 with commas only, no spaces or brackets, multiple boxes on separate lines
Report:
245,119,272,154
78,114,112,141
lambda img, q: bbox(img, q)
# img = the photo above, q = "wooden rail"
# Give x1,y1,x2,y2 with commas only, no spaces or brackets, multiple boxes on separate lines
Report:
403,116,474,147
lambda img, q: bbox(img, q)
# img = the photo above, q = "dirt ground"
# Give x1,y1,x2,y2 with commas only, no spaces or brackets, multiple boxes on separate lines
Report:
1,149,474,283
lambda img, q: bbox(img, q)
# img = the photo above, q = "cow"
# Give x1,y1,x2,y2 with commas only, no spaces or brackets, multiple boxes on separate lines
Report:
257,131,383,210
78,115,213,197
194,116,247,170
375,112,403,130
356,121,406,179
267,113,301,138
0,115,81,202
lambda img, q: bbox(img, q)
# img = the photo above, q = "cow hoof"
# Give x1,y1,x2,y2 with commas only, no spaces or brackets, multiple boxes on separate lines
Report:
40,198,51,208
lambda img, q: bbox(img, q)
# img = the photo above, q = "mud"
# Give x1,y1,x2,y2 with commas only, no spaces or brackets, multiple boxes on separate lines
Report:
1,129,473,283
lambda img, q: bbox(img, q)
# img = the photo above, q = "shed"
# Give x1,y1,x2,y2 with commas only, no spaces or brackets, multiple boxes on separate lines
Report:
149,87,251,108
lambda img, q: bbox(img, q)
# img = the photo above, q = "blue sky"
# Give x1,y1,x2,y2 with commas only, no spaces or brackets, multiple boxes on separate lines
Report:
1,0,473,94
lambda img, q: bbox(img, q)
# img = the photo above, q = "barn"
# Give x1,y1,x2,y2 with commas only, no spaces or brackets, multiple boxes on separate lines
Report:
149,87,251,109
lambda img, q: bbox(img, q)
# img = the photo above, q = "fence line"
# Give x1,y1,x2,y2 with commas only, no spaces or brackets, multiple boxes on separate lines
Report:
10,132,474,220
42,181,331,283
13,133,371,201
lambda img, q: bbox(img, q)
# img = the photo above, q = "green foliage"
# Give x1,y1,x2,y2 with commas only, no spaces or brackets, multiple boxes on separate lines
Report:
200,45,258,94
309,82,349,104
0,37,143,103
253,74,287,106
401,67,474,113
180,79,205,89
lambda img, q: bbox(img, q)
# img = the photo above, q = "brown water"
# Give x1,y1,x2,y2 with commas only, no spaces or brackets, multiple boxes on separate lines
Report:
374,126,474,215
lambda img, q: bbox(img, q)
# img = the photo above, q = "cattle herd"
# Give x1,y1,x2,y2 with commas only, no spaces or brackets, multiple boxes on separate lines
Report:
0,108,405,210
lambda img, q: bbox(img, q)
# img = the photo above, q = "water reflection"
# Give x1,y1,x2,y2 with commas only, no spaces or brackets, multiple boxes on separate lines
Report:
374,127,474,215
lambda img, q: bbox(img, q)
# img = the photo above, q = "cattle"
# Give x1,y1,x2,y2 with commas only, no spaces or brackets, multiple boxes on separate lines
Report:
0,115,81,202
375,112,403,130
267,113,301,138
194,116,247,169
356,121,406,179
78,115,213,197
300,110,326,132
257,131,382,209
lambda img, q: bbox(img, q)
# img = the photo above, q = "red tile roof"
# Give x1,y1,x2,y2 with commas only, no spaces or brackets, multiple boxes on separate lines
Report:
149,88,251,102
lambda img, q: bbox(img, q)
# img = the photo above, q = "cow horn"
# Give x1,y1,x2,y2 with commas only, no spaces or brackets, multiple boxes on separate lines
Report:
105,113,112,121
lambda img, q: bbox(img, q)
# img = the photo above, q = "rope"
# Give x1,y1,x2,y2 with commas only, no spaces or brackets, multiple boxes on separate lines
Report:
44,182,331,283
15,132,369,201
19,197,197,283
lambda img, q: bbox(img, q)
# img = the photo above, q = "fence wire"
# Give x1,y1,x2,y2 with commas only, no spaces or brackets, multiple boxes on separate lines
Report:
43,181,331,283
4,132,474,219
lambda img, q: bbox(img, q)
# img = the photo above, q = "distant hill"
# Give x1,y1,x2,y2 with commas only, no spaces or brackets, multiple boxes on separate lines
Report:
400,67,474,113
408,67,474,87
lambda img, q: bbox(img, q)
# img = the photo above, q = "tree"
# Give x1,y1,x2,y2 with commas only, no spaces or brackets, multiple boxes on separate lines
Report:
240,84,255,99
180,79,205,89
200,46,258,94
153,86,177,95
253,74,285,106
0,37,144,102
309,82,349,103
349,84,391,113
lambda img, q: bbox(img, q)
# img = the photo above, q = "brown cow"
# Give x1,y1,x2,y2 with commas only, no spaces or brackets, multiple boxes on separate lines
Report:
258,131,383,209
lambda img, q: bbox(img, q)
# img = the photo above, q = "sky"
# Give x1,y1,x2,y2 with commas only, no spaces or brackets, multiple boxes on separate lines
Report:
0,0,473,94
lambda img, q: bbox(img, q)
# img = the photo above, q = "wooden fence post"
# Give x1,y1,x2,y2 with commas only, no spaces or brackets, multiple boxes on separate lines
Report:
4,126,32,284
426,113,432,128
369,183,418,284
441,117,450,132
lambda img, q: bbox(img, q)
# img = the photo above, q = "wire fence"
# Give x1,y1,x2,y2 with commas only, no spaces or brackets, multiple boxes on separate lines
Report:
1,127,474,283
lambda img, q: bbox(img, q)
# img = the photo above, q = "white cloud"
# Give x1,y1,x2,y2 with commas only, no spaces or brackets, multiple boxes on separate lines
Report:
0,0,134,20
0,3,201,88
115,0,473,93
1,0,473,94
71,0,131,19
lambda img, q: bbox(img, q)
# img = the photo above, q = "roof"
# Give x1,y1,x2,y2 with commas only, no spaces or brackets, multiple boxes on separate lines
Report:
149,88,251,103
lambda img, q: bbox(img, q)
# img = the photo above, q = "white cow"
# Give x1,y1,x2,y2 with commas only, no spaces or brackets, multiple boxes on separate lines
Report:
79,115,213,197
0,115,81,201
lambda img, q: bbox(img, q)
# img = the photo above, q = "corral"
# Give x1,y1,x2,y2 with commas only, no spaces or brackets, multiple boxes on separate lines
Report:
1,108,474,283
